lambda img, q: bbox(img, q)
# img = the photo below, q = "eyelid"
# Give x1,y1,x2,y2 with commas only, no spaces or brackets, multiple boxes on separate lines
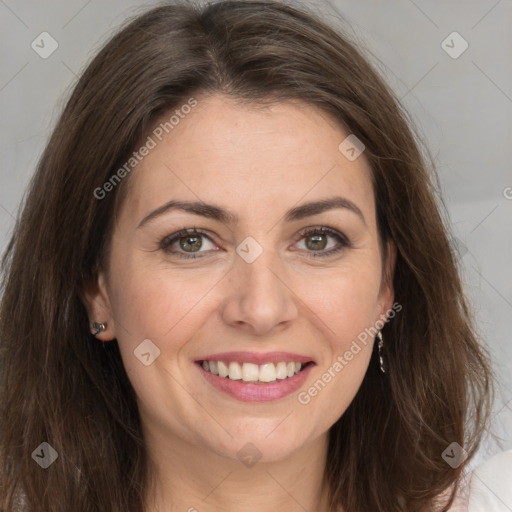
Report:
295,225,350,244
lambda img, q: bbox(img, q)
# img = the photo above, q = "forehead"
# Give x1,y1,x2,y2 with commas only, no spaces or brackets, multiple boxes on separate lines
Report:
120,94,376,229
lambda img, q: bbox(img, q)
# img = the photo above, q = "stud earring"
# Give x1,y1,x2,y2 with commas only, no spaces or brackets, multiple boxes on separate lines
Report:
91,322,107,336
377,331,386,374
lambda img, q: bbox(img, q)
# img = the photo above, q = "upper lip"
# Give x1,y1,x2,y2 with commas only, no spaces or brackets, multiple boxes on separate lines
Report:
195,351,314,365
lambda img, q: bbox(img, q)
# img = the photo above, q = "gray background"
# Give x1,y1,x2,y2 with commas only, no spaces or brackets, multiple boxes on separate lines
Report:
1,0,511,474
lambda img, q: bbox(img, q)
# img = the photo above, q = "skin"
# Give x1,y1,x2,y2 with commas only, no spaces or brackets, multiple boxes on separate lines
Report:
84,93,396,512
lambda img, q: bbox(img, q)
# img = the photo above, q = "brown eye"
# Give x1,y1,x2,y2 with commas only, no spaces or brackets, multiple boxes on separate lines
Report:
177,234,203,252
295,227,351,258
161,228,217,259
305,233,328,251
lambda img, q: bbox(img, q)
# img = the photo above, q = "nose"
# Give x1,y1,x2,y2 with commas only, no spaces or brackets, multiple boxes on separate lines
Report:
220,247,299,336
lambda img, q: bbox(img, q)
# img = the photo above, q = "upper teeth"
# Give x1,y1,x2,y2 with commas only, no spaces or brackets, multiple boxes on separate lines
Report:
201,360,303,383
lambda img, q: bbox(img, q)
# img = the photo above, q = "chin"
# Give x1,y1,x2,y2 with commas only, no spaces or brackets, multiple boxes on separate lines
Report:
203,422,312,464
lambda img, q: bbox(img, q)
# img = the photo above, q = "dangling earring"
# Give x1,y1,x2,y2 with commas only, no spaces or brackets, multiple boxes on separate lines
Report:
91,321,107,336
377,331,386,374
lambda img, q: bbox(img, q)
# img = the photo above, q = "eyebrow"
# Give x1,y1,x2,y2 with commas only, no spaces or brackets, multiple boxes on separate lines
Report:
137,195,366,229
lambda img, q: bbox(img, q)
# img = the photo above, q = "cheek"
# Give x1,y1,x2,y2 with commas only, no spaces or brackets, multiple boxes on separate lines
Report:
296,262,382,344
106,252,227,401
108,252,217,340
292,262,380,409
106,256,214,427
295,270,378,426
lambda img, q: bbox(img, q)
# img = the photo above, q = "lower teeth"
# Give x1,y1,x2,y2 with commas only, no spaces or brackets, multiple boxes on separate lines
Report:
232,378,290,385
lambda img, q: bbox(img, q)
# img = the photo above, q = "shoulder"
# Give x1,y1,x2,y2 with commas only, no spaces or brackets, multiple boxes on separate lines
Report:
434,449,512,512
468,449,512,511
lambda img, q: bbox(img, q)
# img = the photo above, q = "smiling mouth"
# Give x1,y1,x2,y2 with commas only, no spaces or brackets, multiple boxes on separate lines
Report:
197,360,313,384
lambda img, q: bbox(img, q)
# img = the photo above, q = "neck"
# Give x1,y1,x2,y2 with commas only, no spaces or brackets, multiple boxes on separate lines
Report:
143,425,332,512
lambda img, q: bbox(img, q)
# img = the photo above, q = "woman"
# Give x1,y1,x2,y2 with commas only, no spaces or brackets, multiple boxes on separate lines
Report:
0,1,493,511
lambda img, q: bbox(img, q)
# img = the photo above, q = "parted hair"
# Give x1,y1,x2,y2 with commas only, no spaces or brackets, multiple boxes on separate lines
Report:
0,1,493,511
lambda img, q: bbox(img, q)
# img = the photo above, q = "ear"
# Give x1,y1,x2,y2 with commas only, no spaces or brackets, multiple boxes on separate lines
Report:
377,238,397,320
82,271,116,341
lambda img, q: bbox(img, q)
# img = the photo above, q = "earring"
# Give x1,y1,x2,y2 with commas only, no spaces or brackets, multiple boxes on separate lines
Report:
91,322,107,336
377,331,386,374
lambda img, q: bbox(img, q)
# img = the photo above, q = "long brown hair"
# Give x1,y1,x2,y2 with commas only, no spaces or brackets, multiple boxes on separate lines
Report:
0,1,493,511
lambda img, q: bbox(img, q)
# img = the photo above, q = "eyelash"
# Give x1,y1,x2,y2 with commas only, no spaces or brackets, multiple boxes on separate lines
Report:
160,226,351,260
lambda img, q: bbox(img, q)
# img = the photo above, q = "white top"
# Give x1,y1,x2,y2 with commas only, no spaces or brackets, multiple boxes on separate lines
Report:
467,449,512,511
434,449,512,511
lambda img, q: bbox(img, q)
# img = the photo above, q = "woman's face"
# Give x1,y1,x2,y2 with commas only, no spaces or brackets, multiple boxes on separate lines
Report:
86,94,395,464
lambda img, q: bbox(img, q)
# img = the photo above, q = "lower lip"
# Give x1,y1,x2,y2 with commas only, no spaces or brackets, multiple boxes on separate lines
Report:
196,362,314,402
